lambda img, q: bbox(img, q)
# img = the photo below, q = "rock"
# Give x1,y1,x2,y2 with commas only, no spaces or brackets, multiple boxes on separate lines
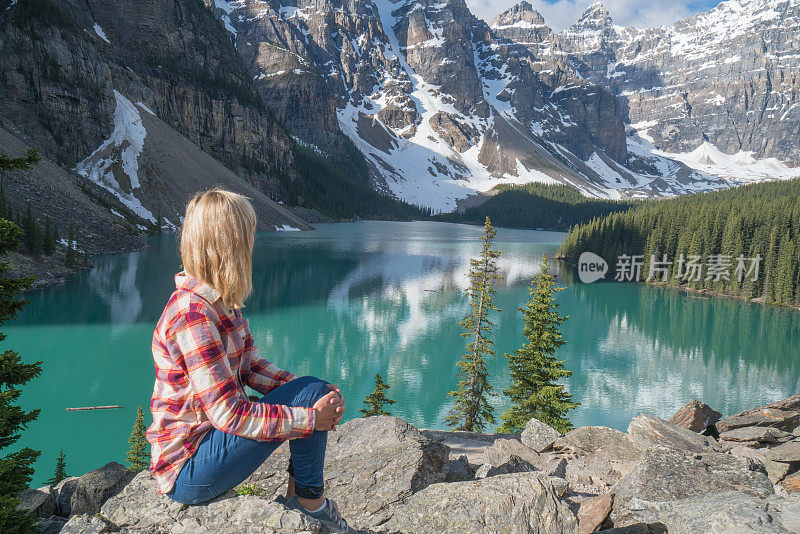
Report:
65,472,327,533
474,463,493,479
578,493,613,534
611,448,774,525
39,515,69,534
562,426,640,463
54,476,79,517
61,514,116,534
668,401,722,433
445,454,474,482
484,437,539,466
628,415,721,453
549,476,569,498
544,457,568,479
244,417,449,530
475,455,537,479
782,472,800,493
719,426,794,444
521,418,561,453
69,462,136,517
730,446,792,484
717,409,800,433
766,441,800,463
384,472,579,533
16,487,55,518
622,491,794,533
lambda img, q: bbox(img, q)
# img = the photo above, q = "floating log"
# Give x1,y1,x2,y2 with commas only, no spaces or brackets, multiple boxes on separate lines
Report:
65,405,123,411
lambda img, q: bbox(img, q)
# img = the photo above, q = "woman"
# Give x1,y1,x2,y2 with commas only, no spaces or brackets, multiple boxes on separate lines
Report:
145,189,356,533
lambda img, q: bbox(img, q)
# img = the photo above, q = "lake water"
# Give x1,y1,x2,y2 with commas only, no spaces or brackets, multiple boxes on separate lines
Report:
11,221,800,486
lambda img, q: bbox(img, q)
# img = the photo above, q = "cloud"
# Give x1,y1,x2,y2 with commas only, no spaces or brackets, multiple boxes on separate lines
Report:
466,0,720,31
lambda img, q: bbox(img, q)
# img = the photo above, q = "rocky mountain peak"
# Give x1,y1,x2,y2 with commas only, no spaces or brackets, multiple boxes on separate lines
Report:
490,1,547,30
574,1,613,29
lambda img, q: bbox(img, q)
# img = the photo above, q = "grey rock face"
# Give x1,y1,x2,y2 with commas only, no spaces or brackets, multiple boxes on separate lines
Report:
561,426,640,463
385,472,579,533
484,438,540,466
70,461,135,517
16,487,55,518
522,418,561,452
766,441,800,463
475,455,536,479
446,454,475,482
611,448,774,525
54,476,80,517
719,426,794,444
730,445,792,484
624,491,794,534
628,415,721,453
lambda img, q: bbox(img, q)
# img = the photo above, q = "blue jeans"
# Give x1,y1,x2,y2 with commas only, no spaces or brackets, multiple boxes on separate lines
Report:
166,376,329,504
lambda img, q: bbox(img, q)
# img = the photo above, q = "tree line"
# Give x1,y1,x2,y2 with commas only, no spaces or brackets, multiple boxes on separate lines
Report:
435,183,636,231
558,178,800,307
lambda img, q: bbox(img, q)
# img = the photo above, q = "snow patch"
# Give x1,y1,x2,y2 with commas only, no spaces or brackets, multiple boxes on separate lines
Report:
276,224,301,231
93,23,110,44
74,90,155,222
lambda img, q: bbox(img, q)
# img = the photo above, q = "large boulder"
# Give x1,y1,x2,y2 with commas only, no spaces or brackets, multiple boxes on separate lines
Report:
385,472,579,533
668,401,721,433
521,418,561,453
70,462,134,516
16,487,55,518
245,416,449,530
622,491,795,533
628,415,721,453
611,448,774,526
560,426,640,463
719,426,793,446
716,396,800,433
64,473,326,533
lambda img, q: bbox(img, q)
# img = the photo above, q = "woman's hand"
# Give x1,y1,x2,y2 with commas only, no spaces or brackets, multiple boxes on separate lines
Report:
312,384,345,431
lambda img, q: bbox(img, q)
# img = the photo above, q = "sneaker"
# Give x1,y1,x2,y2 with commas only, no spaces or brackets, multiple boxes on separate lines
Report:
284,495,357,533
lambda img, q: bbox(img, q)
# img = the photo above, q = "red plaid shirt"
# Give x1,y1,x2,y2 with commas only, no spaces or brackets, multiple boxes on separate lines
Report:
146,273,315,494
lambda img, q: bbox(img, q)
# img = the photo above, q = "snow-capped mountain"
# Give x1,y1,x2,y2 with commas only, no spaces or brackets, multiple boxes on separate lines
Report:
204,0,800,211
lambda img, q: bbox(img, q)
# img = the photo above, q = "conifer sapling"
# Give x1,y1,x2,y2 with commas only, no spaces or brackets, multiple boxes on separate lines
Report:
498,255,579,434
360,373,396,416
126,406,149,473
45,450,68,487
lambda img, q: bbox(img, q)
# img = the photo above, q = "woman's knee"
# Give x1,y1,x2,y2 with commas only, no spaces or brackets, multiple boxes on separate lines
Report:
291,376,329,407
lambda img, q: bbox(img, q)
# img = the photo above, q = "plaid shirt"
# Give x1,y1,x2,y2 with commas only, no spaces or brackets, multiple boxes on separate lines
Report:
146,272,315,494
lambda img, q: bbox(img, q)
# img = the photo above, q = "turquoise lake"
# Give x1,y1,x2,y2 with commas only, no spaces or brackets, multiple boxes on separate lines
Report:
10,220,800,486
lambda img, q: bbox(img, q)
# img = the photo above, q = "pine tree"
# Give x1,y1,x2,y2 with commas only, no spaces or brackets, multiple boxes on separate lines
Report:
360,374,396,416
498,256,579,433
65,224,75,268
126,406,149,473
0,150,41,534
45,450,68,487
445,217,501,432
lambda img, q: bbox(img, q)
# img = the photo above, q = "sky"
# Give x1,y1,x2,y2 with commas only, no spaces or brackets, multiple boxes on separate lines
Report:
466,0,723,30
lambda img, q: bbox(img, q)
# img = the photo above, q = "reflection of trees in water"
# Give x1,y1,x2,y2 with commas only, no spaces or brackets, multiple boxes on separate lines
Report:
563,284,800,425
89,253,143,330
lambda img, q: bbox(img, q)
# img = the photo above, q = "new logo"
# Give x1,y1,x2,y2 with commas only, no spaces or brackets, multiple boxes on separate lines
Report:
578,252,608,283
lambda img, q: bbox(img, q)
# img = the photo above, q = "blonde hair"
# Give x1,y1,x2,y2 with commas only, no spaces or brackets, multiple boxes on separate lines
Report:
180,189,257,308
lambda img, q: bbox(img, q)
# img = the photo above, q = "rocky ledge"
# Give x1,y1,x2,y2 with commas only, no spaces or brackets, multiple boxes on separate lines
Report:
20,395,800,533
